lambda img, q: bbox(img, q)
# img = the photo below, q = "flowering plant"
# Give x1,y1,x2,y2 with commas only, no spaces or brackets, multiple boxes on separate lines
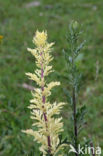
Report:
22,31,66,156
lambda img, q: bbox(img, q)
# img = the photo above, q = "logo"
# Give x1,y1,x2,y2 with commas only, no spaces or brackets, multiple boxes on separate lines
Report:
69,144,101,155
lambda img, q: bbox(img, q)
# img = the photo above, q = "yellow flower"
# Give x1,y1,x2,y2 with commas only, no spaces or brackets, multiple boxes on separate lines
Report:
0,35,3,41
33,30,47,47
22,30,66,155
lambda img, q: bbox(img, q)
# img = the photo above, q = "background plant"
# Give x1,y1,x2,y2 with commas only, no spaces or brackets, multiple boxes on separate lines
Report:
63,21,95,156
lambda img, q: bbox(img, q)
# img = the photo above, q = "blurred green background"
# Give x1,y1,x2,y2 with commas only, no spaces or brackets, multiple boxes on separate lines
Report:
0,0,103,155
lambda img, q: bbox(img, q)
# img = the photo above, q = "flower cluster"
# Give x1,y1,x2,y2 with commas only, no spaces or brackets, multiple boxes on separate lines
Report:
22,31,66,156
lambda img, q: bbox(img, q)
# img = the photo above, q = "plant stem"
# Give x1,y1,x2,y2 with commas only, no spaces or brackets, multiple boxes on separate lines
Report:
41,52,51,154
71,30,78,156
73,87,78,156
90,142,95,156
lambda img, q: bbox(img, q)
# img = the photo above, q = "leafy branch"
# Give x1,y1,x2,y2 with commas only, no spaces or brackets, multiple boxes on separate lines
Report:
63,21,87,156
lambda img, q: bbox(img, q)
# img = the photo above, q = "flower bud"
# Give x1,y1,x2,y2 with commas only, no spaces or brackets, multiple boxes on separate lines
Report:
72,21,79,30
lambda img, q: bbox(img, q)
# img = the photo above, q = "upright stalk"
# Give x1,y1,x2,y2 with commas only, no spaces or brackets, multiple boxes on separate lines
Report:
64,21,86,155
23,30,66,156
71,25,78,155
73,87,78,156
72,29,78,156
41,52,51,154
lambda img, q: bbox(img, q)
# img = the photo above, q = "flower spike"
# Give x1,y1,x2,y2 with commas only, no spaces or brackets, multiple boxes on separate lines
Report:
22,30,66,155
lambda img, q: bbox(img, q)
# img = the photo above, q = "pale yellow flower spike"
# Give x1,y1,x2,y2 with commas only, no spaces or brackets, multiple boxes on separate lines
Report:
22,30,66,156
33,30,47,47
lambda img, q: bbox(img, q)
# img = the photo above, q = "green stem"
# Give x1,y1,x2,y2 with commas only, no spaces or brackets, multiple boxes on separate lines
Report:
73,87,78,156
71,33,78,156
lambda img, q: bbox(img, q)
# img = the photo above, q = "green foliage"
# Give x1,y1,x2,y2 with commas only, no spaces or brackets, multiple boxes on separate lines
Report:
63,21,88,155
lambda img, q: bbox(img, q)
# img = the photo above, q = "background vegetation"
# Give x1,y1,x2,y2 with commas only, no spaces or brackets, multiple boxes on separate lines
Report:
0,0,103,155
